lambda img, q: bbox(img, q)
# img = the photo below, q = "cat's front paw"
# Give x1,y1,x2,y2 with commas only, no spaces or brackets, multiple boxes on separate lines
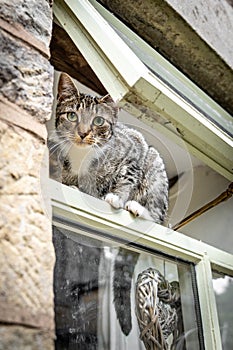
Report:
105,193,124,209
125,201,152,220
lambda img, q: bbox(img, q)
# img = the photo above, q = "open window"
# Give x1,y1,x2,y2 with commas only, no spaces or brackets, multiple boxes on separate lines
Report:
48,1,233,349
52,0,233,181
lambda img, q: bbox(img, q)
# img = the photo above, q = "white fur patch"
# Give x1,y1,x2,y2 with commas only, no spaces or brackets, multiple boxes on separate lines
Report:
125,201,152,220
105,193,124,209
68,144,94,175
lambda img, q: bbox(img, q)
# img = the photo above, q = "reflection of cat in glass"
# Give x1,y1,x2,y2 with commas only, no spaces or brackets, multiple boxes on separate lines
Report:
49,73,169,335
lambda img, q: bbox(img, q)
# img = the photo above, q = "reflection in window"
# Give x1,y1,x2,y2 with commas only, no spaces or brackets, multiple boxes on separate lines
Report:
212,273,233,349
53,225,203,349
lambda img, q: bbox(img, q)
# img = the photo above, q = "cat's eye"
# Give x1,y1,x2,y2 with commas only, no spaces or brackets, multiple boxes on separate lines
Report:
67,112,78,122
93,116,105,126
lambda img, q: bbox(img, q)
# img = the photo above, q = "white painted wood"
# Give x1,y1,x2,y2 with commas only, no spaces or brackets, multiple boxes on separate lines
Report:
196,256,223,350
50,179,233,275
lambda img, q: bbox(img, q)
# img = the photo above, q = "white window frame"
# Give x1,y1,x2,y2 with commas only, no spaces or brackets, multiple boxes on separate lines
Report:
50,180,233,350
51,1,233,349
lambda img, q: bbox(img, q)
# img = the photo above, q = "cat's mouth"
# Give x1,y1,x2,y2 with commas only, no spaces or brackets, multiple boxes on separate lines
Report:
74,139,95,148
74,134,95,147
75,142,92,148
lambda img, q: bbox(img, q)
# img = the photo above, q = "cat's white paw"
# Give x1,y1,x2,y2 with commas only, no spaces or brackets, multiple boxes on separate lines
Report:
105,193,124,209
125,201,152,220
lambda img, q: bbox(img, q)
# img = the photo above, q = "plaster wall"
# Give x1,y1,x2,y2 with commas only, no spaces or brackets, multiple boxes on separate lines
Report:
165,0,233,69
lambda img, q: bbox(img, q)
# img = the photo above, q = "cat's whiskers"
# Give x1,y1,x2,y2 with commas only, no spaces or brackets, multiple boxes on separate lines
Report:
49,134,71,151
93,143,105,158
57,142,73,163
97,135,112,142
93,144,111,168
49,130,74,160
95,138,115,153
49,140,68,157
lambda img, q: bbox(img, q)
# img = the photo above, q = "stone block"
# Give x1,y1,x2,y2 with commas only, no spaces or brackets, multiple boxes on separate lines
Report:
0,120,46,194
0,30,53,122
0,0,53,46
0,326,54,350
0,120,54,330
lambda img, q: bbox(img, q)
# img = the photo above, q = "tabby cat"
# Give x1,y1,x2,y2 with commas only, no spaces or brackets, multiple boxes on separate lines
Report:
49,72,169,336
49,72,169,223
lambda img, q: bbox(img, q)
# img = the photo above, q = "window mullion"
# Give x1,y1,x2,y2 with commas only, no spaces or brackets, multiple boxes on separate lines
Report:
195,255,222,350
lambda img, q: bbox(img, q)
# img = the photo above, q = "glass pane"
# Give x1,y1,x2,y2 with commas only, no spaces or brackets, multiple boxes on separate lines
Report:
212,272,233,349
53,224,202,350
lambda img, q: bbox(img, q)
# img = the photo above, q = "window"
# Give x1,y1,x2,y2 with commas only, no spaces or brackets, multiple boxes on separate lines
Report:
53,224,203,349
49,181,233,349
49,1,233,349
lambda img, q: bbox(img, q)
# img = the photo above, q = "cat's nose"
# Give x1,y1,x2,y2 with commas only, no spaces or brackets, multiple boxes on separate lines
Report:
79,132,87,140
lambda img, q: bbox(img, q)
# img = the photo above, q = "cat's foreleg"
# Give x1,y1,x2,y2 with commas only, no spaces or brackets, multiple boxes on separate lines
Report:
104,183,134,210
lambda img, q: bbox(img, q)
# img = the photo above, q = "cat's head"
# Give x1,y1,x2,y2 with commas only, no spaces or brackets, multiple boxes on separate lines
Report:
55,73,118,147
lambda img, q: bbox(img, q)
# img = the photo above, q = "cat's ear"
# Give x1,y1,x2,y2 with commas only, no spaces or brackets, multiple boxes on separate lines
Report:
99,94,114,104
99,94,119,124
57,73,80,100
99,94,119,117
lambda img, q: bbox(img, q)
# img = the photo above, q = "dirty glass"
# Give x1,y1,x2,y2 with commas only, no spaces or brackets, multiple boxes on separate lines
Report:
212,272,233,350
53,224,203,350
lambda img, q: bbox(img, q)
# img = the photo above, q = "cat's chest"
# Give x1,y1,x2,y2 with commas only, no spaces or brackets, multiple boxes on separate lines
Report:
68,145,95,176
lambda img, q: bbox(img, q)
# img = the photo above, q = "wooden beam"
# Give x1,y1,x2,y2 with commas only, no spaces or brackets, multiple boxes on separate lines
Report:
50,22,107,95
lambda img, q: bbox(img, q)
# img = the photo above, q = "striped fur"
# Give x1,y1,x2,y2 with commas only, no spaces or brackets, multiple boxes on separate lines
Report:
50,73,168,223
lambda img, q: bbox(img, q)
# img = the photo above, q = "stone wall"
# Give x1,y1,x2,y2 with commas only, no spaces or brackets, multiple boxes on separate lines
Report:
0,1,55,349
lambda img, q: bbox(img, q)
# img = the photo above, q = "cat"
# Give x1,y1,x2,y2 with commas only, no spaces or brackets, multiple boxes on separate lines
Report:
49,72,169,336
49,72,169,223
